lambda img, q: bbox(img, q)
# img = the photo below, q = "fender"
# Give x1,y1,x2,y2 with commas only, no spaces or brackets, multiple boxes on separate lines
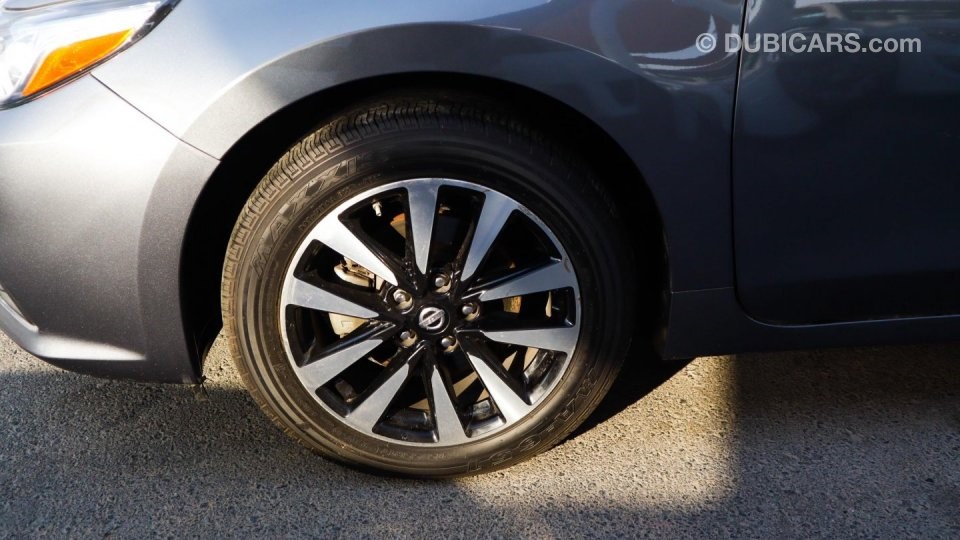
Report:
91,1,744,373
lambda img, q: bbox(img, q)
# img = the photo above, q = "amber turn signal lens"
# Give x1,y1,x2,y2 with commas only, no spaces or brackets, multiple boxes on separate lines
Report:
22,29,133,97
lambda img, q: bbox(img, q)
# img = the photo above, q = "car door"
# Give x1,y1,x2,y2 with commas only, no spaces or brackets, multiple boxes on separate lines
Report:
733,0,960,324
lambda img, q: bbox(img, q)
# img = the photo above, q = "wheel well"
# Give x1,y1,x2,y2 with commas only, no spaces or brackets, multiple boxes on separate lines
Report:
181,72,667,372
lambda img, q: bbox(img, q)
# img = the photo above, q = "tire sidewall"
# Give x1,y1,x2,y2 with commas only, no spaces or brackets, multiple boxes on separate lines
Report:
230,114,631,476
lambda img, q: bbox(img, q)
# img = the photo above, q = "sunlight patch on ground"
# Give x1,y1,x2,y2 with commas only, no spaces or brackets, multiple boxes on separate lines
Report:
458,356,739,511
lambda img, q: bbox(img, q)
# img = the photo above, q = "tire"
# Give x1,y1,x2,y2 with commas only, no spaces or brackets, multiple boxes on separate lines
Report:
221,92,635,477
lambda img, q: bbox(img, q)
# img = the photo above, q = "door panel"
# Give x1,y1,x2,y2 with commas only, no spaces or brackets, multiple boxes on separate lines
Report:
734,0,960,324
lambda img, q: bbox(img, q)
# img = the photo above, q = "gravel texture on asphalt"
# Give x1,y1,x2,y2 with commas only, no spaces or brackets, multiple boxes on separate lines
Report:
1,330,958,538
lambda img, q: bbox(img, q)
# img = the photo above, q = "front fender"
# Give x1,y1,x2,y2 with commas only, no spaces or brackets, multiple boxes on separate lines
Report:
91,0,743,378
96,0,743,292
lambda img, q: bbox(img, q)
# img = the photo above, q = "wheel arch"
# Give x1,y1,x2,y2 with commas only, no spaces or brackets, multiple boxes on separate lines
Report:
180,72,668,375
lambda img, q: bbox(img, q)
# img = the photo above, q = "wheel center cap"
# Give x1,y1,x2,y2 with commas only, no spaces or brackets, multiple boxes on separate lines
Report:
417,306,448,332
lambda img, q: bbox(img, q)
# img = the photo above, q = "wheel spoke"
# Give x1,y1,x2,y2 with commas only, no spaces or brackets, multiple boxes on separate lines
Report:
406,182,441,275
480,325,579,356
474,260,575,302
296,338,383,389
427,361,469,444
308,213,398,286
460,190,518,282
461,340,531,423
285,277,380,318
348,349,420,431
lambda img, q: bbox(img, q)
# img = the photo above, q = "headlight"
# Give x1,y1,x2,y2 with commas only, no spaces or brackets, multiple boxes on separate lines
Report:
0,0,177,108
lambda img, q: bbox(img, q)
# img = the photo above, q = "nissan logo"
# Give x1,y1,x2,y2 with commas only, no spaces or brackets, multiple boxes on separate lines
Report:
417,306,448,332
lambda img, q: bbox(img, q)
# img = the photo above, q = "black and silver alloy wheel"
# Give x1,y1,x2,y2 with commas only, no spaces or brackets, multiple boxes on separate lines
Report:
223,94,635,477
280,178,581,446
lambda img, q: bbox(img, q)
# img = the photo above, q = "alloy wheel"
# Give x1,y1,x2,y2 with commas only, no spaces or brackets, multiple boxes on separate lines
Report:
279,178,581,446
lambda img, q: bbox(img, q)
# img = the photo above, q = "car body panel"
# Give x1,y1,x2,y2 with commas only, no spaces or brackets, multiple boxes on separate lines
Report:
94,0,745,293
664,287,960,360
0,75,217,382
733,0,960,324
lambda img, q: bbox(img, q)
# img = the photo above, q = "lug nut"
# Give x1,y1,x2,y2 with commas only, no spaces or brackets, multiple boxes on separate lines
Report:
461,303,479,321
392,289,413,309
399,330,418,347
440,336,457,352
433,274,451,291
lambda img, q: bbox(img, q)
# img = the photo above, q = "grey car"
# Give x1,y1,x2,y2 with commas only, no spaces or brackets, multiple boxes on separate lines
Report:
1,0,958,477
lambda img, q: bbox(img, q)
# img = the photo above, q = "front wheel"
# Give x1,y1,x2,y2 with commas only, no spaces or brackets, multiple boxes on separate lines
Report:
222,94,635,477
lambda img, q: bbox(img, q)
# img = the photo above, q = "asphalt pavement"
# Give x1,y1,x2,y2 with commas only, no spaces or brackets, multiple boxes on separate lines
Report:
1,330,958,538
